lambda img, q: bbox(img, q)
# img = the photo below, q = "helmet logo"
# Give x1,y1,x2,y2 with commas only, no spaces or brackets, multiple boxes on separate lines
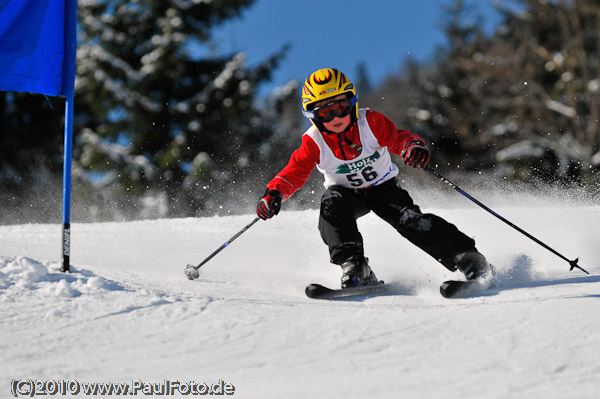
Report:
313,69,333,85
319,88,335,95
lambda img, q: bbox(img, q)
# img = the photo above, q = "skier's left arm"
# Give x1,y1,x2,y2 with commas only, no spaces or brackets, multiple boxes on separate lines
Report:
367,110,430,168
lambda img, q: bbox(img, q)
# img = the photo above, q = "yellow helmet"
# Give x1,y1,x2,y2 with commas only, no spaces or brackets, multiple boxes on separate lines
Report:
301,68,358,121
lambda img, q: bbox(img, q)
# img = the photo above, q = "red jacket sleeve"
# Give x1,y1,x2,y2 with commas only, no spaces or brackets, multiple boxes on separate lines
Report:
266,134,320,201
365,110,425,155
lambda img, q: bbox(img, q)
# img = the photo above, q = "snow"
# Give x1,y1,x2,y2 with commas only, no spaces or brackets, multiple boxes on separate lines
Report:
1,194,600,398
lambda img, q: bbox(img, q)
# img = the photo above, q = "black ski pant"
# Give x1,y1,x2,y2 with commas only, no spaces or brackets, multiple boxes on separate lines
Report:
318,178,477,271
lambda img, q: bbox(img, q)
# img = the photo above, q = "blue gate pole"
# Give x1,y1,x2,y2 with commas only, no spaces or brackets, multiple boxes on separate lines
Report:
60,0,77,273
61,95,74,272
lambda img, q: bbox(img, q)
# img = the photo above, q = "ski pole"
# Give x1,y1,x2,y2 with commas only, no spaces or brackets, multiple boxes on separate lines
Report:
425,167,589,274
184,216,261,280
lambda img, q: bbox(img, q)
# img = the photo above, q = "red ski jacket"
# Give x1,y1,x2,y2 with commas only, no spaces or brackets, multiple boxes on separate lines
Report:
267,109,425,201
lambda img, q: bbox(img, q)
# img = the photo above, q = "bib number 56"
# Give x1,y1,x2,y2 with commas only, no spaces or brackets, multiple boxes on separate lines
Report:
346,166,378,187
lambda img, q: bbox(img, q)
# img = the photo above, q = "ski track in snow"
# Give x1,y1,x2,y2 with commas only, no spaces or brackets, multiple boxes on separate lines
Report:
1,204,600,399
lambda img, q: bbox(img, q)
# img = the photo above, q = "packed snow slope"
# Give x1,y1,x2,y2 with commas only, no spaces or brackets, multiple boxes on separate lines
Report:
1,189,600,399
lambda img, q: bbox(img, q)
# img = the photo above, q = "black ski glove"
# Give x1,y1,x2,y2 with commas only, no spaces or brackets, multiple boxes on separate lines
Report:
257,189,282,220
401,141,430,168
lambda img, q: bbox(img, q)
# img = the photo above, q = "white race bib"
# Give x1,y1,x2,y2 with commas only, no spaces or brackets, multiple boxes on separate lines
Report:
306,108,398,189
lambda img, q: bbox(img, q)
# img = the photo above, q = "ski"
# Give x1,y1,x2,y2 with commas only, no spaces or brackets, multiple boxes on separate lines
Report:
440,279,492,298
305,281,385,300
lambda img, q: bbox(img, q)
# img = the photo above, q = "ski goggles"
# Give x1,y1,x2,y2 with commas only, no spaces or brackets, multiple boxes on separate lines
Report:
303,96,358,123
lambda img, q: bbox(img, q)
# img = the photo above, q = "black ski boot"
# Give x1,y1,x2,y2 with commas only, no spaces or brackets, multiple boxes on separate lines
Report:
454,251,493,280
340,255,379,288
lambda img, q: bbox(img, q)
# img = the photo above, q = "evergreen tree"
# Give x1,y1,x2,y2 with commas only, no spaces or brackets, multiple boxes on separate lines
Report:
471,0,600,182
366,0,600,186
75,0,288,218
365,0,491,171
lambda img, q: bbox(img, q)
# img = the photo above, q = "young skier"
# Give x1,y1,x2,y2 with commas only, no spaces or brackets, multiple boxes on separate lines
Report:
257,68,491,288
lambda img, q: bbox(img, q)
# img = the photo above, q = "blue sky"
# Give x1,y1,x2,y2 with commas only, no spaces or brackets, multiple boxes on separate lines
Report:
208,0,505,95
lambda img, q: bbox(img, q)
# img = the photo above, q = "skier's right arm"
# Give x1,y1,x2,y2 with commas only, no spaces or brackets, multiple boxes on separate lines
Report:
256,134,320,219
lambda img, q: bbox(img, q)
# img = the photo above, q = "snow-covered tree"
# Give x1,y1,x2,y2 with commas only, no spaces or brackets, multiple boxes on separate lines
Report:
75,0,288,218
365,0,600,186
